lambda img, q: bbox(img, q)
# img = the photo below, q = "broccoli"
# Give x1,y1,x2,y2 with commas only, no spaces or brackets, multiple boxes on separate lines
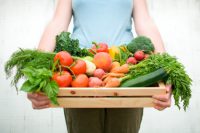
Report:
127,36,155,54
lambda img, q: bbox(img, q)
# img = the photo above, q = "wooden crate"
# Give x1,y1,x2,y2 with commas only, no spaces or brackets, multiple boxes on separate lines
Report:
51,82,166,108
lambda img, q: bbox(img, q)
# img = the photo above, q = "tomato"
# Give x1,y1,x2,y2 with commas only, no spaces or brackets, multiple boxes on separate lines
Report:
134,51,145,61
92,43,109,53
126,57,137,65
71,74,89,87
71,60,87,75
52,71,72,87
54,51,73,66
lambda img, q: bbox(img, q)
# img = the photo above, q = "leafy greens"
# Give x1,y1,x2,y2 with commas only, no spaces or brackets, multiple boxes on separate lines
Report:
4,49,59,105
21,67,59,105
54,32,90,57
126,53,192,110
5,49,55,89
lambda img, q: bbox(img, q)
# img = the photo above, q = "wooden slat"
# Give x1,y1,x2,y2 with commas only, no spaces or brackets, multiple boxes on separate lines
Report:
158,82,166,88
50,82,166,108
51,97,154,108
57,82,166,97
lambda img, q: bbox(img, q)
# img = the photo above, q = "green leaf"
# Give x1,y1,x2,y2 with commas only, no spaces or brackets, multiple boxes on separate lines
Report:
21,80,38,92
37,68,52,79
119,48,129,65
54,31,90,57
43,81,59,105
21,67,36,82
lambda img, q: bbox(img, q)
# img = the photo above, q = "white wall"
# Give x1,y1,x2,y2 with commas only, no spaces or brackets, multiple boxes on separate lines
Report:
0,0,200,133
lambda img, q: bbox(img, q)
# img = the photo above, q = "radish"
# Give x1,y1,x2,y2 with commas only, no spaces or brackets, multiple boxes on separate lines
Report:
93,69,106,79
134,51,145,61
89,77,103,87
126,57,137,65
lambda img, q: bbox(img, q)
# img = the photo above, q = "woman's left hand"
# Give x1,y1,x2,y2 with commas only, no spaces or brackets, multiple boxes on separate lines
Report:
152,84,172,111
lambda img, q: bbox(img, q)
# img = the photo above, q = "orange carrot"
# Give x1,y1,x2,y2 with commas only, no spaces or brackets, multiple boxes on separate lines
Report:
106,73,125,78
101,72,125,80
105,78,121,87
102,76,113,85
110,62,120,71
111,64,129,73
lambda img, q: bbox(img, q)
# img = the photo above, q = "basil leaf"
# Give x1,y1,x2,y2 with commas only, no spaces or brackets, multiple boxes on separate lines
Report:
43,81,59,105
21,67,36,83
21,80,38,92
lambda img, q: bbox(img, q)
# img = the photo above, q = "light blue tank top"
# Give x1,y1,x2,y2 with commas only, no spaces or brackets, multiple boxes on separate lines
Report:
71,0,133,48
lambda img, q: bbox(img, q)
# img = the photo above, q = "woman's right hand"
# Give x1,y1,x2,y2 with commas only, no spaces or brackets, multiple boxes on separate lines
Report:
27,93,51,109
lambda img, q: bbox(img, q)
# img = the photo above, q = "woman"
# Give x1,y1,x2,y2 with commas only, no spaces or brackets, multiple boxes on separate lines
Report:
27,0,172,133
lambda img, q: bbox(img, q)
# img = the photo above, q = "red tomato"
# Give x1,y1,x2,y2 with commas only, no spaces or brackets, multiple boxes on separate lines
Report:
54,51,73,66
92,43,109,53
71,74,89,87
70,60,87,75
134,51,145,61
126,57,137,65
52,71,72,87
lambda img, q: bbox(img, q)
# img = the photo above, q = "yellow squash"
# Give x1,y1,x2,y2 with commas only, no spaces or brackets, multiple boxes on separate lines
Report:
109,46,120,59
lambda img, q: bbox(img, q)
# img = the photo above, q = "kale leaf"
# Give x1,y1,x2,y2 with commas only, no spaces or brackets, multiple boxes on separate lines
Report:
54,32,90,57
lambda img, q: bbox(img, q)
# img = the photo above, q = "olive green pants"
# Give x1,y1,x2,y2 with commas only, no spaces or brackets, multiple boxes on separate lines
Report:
64,108,143,133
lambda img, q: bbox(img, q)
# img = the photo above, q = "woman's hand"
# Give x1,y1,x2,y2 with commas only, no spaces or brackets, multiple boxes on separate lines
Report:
152,85,172,111
27,93,51,109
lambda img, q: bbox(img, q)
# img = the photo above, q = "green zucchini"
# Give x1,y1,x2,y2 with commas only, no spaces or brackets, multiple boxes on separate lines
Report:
120,68,168,87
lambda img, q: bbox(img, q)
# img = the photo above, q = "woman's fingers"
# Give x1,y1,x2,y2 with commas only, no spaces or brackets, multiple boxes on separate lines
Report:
153,99,171,108
152,84,172,102
27,93,50,109
166,84,172,93
27,93,49,101
32,103,50,109
152,94,170,102
154,105,165,111
152,84,172,111
31,98,50,106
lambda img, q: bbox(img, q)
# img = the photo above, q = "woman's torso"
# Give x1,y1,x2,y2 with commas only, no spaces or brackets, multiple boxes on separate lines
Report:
71,0,133,48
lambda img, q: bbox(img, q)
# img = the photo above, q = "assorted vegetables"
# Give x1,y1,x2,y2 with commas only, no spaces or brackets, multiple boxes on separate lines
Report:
126,53,192,110
4,32,192,110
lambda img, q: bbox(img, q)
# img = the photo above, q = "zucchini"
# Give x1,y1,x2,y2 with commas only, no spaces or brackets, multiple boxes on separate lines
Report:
120,68,168,87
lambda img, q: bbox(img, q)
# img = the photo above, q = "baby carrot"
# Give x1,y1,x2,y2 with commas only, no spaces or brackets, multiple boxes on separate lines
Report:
111,64,129,73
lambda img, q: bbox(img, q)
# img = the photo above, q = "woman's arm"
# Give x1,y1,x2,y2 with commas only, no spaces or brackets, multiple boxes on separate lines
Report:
28,0,72,109
133,0,165,53
38,0,72,52
133,0,171,111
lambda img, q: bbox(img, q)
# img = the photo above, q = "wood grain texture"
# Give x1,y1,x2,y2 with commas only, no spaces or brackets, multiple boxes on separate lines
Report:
51,82,165,108
51,97,154,108
57,84,166,97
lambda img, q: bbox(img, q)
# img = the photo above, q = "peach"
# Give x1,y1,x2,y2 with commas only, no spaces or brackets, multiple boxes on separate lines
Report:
93,52,112,72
